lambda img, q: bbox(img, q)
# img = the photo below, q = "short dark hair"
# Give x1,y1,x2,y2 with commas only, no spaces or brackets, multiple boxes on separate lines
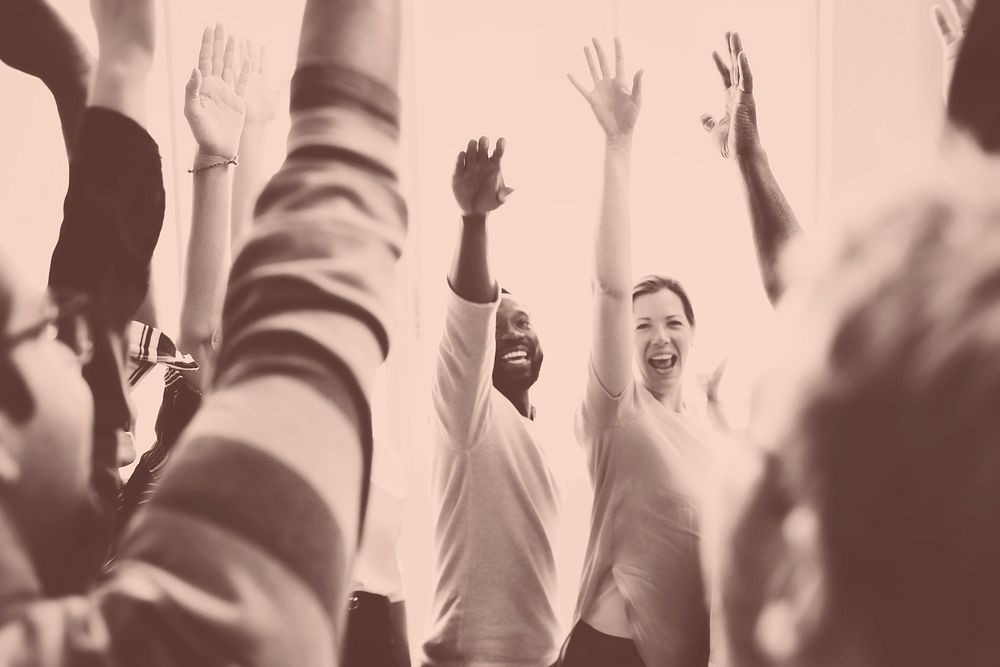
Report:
632,275,696,327
0,280,36,422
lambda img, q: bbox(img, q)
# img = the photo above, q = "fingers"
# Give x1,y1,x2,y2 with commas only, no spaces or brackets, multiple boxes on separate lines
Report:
497,187,514,204
235,58,251,97
713,51,732,89
466,138,479,164
592,38,611,78
211,23,226,76
198,25,214,75
455,151,466,173
931,4,959,46
584,45,600,85
222,35,237,84
950,0,972,28
567,73,589,98
631,70,644,106
492,137,506,160
478,136,490,161
729,32,744,89
614,37,626,81
738,51,753,93
700,114,717,132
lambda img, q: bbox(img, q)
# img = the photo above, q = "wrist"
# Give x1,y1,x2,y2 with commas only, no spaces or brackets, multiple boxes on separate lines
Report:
461,213,487,225
606,133,634,150
735,144,768,169
192,149,238,172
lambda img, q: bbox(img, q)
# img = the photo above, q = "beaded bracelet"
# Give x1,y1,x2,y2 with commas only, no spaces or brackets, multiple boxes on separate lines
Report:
187,155,239,174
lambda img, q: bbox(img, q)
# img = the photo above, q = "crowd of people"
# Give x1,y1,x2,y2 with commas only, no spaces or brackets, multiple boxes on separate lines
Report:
0,0,997,665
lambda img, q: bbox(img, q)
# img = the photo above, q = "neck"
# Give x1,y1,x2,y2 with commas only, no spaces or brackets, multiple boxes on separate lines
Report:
650,381,684,412
499,387,533,419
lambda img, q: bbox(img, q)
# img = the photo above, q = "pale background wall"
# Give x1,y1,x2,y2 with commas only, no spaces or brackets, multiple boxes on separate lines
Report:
0,0,947,658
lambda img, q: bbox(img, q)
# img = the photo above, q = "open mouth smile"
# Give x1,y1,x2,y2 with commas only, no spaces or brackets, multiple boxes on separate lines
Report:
648,352,677,372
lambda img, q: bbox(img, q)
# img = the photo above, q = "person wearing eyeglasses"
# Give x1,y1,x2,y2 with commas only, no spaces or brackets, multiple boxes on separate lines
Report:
0,0,405,665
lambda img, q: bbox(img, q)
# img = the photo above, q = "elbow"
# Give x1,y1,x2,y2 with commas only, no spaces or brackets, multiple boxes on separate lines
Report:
591,277,630,301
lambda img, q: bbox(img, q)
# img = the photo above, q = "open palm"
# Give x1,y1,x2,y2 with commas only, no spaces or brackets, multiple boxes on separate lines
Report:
453,136,513,216
569,38,643,140
702,32,760,161
184,24,248,158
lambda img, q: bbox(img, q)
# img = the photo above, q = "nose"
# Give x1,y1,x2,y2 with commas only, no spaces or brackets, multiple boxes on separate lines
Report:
651,323,669,344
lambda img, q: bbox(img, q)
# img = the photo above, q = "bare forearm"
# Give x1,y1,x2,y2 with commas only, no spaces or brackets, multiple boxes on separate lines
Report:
89,64,148,129
448,215,496,304
594,139,634,297
179,152,234,378
736,148,801,305
297,0,399,91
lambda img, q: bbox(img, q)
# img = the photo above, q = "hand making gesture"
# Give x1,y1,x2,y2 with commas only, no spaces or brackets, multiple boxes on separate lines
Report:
931,0,973,103
569,37,644,142
184,24,249,161
701,32,760,161
452,136,514,217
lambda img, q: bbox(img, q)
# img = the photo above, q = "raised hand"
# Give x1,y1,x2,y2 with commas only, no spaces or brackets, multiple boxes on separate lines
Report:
452,136,514,217
239,39,280,127
931,0,973,103
568,38,643,141
185,24,250,160
89,0,155,74
701,32,760,161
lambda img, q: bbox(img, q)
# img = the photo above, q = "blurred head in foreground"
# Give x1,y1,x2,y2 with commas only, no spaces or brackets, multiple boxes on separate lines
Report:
722,141,1000,667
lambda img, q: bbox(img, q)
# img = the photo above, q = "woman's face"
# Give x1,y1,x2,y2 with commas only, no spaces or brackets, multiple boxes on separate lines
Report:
633,288,693,397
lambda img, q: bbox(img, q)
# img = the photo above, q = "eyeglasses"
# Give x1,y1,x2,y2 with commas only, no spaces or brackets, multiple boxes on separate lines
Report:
0,293,94,366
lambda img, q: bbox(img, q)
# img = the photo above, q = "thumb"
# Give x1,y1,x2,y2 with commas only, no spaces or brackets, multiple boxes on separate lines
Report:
185,68,202,100
631,70,644,106
497,187,515,204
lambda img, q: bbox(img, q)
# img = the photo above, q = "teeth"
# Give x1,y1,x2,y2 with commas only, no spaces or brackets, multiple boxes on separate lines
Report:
503,350,528,361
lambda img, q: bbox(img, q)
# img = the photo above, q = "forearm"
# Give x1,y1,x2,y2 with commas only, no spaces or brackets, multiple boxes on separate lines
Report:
179,152,235,384
736,148,801,305
297,0,399,91
448,215,496,304
590,137,635,395
231,122,269,250
88,65,148,130
594,138,634,297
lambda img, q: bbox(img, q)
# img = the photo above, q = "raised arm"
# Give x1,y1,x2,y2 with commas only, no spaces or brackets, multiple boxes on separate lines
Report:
178,24,249,389
231,40,280,250
448,135,512,303
942,0,1000,151
569,38,643,396
43,0,163,594
701,32,801,306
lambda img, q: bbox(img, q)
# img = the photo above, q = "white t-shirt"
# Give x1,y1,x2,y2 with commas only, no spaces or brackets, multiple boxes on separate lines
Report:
352,440,406,601
422,287,561,667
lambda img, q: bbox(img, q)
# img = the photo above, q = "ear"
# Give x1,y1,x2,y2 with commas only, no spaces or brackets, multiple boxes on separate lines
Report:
755,504,828,664
0,415,23,486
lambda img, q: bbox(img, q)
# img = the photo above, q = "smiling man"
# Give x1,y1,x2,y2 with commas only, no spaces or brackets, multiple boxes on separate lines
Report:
424,136,561,667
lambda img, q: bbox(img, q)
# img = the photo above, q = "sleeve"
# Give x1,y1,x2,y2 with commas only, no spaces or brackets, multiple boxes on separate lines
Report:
431,283,501,450
105,62,406,664
45,107,165,595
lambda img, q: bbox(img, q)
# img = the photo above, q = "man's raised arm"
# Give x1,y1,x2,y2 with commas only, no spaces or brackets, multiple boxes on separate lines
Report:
702,32,801,306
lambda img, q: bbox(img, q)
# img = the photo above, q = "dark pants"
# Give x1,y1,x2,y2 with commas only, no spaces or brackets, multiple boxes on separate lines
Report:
553,620,647,667
344,591,411,667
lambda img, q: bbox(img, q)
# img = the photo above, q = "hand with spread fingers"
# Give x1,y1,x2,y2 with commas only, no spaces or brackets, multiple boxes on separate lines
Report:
184,24,250,160
568,37,644,142
452,136,514,218
931,0,974,103
701,32,760,161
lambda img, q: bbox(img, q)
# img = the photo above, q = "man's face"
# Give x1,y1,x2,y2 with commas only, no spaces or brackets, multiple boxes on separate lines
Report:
0,270,93,542
492,295,543,394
